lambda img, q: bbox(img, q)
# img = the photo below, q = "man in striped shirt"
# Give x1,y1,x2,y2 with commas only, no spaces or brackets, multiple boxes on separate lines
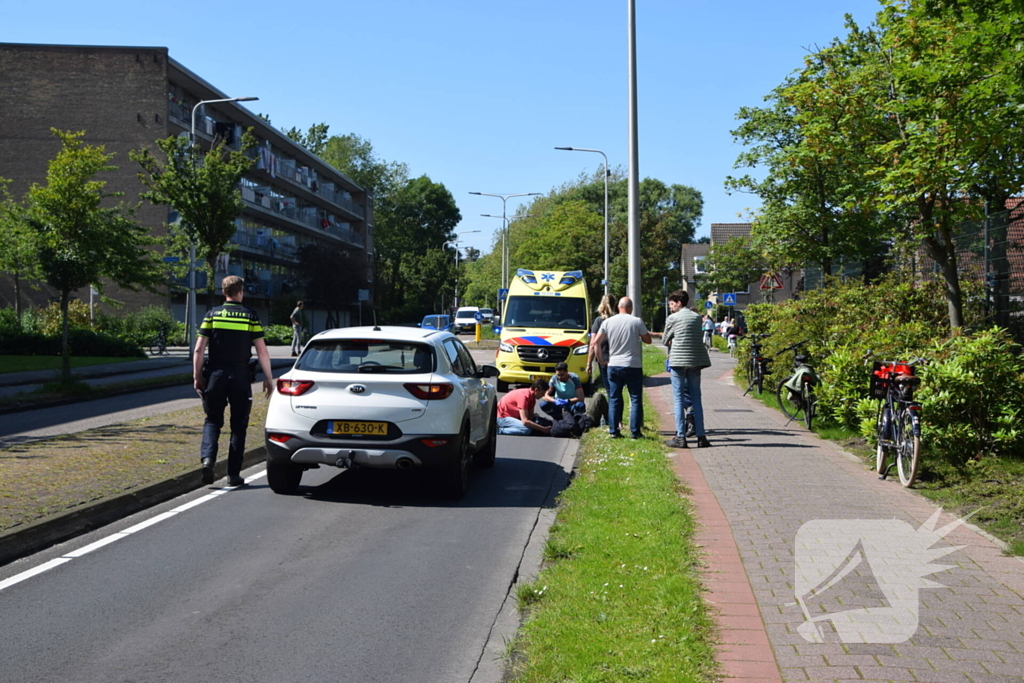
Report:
193,275,273,486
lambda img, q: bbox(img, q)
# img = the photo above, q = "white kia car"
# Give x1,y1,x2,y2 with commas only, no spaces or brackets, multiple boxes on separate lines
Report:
264,326,499,498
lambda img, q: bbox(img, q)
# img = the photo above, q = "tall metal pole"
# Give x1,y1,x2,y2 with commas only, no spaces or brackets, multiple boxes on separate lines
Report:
470,191,540,313
626,0,642,318
555,147,610,296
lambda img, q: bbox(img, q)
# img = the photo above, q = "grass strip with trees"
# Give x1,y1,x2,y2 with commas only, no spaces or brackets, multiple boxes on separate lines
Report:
0,355,138,375
506,345,718,682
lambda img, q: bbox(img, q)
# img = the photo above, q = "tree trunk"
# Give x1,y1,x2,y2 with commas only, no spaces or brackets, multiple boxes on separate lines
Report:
206,255,218,310
13,273,22,320
922,234,964,329
60,293,71,384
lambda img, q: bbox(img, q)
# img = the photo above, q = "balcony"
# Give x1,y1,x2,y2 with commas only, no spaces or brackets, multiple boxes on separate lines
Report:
230,230,300,263
239,194,365,250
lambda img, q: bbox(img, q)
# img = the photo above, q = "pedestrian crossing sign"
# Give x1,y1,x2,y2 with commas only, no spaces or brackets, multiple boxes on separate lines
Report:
723,293,737,306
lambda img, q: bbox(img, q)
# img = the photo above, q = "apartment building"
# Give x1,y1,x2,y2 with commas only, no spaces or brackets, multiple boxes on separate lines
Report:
0,42,373,330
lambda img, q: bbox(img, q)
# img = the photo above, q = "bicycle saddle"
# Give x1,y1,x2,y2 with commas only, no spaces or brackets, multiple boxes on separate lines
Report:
894,375,921,386
794,354,808,364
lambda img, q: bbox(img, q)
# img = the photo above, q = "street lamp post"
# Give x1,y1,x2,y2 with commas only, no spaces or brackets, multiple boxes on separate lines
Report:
468,192,540,288
187,96,258,357
445,230,480,309
555,147,610,297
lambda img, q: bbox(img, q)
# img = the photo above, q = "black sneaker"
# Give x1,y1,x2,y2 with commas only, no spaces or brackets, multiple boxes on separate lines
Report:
201,458,215,485
609,432,623,439
631,433,643,440
696,436,712,448
666,436,688,449
227,475,245,487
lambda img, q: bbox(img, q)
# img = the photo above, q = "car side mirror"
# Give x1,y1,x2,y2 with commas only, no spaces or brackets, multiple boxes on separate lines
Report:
477,364,500,379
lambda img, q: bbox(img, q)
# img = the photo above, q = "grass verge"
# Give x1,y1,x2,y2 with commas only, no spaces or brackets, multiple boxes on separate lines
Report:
0,355,140,375
733,366,1024,556
507,345,718,682
0,398,269,533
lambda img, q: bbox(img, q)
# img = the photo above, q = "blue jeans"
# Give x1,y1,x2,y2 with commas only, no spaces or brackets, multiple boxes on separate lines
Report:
671,367,705,438
607,366,643,437
497,416,533,435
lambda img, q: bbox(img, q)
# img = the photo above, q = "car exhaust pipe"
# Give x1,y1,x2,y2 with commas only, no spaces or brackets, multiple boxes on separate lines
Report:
395,457,415,470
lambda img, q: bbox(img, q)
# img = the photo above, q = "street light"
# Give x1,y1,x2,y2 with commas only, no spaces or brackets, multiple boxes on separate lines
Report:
468,192,540,288
481,213,534,285
187,96,259,357
556,147,610,296
445,230,481,309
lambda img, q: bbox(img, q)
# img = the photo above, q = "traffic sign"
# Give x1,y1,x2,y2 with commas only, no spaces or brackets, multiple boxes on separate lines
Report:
759,273,784,290
474,311,483,322
723,293,737,306
704,301,713,310
498,288,509,301
162,256,181,263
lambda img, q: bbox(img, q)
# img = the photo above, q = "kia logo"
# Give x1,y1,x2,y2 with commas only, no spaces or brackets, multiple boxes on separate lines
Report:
537,349,549,360
349,384,367,394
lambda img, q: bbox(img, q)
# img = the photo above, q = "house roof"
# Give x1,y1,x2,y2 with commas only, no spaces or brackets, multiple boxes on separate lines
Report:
710,223,752,245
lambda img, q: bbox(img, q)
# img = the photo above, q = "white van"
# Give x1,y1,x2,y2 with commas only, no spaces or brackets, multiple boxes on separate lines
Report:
453,306,481,334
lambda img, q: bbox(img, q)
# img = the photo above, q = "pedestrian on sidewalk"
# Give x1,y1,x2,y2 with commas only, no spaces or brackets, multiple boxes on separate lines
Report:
193,276,274,486
663,289,711,449
289,301,305,357
586,293,617,394
497,379,552,435
592,297,652,439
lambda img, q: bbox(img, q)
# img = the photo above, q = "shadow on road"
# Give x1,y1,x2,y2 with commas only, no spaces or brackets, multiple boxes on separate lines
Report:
298,456,569,509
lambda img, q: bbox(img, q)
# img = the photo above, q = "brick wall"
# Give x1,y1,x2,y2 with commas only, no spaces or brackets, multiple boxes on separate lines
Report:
0,43,171,314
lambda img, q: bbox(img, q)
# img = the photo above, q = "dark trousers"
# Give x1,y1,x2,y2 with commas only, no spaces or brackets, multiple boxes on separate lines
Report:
607,365,643,437
201,365,252,477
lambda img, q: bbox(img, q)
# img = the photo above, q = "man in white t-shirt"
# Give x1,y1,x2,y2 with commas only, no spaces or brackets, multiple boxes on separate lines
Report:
592,297,652,439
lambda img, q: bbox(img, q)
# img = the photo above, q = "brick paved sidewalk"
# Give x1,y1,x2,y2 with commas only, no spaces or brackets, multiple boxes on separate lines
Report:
649,351,1024,683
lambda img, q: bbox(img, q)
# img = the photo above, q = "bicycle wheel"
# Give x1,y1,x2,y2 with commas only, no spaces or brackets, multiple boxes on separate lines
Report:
776,381,803,422
874,404,888,474
754,363,764,396
149,338,164,356
895,409,920,487
803,384,816,430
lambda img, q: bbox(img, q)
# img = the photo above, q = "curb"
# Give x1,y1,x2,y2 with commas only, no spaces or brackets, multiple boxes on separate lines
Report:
0,445,267,568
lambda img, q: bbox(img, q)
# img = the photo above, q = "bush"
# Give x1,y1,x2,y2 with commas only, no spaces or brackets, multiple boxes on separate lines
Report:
96,305,179,347
263,324,294,346
37,300,92,336
0,328,145,357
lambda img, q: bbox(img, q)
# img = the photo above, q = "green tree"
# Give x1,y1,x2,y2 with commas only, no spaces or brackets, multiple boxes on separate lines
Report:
694,236,766,299
0,179,42,318
131,131,257,309
284,122,330,156
29,130,161,382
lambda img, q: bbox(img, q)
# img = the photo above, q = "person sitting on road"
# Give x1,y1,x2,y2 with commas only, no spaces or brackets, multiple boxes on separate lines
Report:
540,362,586,418
496,379,552,436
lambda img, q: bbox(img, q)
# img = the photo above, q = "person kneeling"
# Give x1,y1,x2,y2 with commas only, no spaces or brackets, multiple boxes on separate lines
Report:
497,379,552,435
539,362,587,419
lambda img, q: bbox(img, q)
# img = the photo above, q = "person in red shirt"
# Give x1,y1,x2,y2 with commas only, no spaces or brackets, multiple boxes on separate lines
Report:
497,379,551,435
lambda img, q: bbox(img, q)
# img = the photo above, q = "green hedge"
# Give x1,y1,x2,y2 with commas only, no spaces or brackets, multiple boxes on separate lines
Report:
0,328,145,358
740,276,1024,464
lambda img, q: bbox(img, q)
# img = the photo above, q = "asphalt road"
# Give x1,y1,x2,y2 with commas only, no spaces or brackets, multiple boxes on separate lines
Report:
0,433,574,683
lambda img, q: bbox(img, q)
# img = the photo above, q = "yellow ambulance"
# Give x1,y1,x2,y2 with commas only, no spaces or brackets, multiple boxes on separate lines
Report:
495,269,592,392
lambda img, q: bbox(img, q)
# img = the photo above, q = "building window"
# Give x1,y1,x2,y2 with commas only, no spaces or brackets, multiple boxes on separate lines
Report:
693,256,707,274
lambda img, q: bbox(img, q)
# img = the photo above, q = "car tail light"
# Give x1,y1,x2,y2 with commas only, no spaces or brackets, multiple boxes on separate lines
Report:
268,433,293,443
404,382,454,400
277,379,315,396
419,438,450,448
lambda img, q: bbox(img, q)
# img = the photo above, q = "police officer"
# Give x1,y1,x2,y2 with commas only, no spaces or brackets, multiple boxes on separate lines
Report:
193,275,273,486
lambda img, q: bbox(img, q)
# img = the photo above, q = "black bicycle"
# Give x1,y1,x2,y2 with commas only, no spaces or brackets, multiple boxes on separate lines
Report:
775,340,818,430
741,333,772,396
149,324,169,356
868,353,924,487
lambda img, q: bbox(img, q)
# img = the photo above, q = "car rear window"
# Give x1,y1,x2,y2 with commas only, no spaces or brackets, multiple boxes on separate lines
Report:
297,340,435,374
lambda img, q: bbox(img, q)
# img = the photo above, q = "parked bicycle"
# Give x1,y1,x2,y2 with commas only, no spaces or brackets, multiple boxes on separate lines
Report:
149,323,169,356
741,333,772,396
867,352,924,487
775,340,818,430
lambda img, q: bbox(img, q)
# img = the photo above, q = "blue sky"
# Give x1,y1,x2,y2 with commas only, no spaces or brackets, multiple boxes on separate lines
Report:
4,0,882,255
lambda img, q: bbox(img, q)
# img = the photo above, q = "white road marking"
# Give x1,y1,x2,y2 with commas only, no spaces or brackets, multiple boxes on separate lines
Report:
0,469,267,594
